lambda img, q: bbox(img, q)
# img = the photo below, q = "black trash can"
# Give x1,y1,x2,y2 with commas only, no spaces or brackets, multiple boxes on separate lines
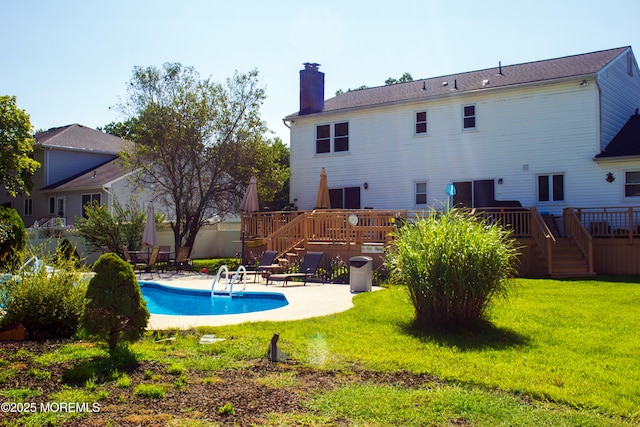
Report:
349,256,373,292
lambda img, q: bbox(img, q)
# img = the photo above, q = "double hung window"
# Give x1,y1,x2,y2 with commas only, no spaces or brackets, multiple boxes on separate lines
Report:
415,111,427,134
463,105,476,129
625,171,640,197
315,122,349,154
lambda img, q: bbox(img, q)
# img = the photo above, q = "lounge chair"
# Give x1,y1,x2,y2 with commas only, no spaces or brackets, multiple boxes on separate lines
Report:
267,252,325,286
249,250,279,282
174,246,192,272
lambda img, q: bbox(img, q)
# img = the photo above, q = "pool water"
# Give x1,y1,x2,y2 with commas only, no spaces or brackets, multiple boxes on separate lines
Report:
140,282,288,316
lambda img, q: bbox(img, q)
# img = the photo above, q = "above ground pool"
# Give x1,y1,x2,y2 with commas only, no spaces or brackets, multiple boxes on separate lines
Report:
140,282,288,316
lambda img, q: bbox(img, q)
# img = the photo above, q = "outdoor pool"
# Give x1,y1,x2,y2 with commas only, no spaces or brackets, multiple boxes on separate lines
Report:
140,282,289,316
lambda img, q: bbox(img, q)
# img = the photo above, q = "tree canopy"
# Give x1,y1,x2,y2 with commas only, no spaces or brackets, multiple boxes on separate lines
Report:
0,95,40,196
116,63,288,253
335,72,413,96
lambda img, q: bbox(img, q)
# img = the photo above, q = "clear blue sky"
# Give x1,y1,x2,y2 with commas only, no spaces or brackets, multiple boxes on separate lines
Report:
2,0,639,146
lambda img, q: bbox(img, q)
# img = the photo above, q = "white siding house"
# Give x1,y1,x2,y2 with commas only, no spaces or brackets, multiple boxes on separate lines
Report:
286,47,640,216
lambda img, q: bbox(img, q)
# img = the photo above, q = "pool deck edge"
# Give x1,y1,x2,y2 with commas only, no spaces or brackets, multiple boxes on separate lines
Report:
144,272,378,329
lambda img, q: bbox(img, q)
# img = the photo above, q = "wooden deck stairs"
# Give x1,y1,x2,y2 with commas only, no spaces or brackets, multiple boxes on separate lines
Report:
548,238,594,278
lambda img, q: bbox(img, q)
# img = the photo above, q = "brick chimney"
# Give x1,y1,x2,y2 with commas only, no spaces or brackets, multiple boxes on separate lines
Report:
299,63,324,115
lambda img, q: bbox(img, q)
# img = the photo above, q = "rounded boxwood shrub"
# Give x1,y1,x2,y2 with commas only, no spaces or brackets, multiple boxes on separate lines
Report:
82,253,149,356
0,206,26,272
385,208,520,331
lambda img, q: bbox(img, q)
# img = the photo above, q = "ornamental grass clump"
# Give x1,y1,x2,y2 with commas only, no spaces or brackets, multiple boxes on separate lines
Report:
386,208,520,331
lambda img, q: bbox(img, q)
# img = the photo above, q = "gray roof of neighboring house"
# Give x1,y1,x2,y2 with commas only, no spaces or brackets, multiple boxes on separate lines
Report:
42,158,130,192
595,112,640,160
287,46,630,117
35,123,125,154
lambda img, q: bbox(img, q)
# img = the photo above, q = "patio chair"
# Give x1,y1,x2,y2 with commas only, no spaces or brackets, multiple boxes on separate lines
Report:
134,246,160,279
267,251,325,286
122,246,134,263
248,250,279,282
174,246,192,272
157,245,171,272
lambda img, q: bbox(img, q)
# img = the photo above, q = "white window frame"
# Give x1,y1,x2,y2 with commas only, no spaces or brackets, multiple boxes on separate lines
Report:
463,104,476,130
624,170,640,198
333,121,349,152
315,121,350,154
415,111,427,136
537,173,565,203
56,197,66,218
414,181,428,206
49,196,56,215
315,123,331,154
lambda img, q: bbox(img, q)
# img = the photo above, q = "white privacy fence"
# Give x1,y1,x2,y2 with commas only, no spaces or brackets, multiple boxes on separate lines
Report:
26,221,242,265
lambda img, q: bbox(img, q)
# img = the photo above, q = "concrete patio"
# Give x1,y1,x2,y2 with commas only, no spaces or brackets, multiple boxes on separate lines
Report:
142,271,377,329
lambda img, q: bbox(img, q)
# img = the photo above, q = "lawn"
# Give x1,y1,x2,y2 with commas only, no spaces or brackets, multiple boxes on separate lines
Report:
1,277,639,426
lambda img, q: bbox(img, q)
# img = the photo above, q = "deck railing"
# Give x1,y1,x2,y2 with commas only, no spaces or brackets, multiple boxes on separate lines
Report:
471,207,532,237
242,209,407,256
241,211,303,239
572,206,640,241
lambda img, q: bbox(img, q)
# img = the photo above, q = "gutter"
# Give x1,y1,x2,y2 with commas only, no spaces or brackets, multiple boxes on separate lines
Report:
284,73,599,121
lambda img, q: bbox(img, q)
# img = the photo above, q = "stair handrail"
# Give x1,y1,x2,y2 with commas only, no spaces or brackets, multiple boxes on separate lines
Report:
563,208,593,274
530,207,556,276
266,212,308,255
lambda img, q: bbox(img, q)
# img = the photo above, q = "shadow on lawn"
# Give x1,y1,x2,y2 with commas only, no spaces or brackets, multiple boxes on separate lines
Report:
62,346,139,385
401,320,530,351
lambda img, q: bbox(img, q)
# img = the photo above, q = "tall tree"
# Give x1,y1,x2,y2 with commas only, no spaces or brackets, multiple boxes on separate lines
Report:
117,63,284,254
0,95,40,196
385,72,414,85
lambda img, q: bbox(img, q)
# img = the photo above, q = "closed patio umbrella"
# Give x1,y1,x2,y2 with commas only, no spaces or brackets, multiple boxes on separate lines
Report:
315,167,331,209
142,202,157,252
240,176,259,213
240,177,259,265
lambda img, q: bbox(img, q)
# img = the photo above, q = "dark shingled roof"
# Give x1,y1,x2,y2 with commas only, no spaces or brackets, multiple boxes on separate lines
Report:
35,124,125,154
595,113,640,160
288,47,629,117
43,158,129,191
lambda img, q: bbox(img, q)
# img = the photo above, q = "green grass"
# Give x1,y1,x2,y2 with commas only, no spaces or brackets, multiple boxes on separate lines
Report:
134,383,167,398
3,277,640,425
202,278,640,421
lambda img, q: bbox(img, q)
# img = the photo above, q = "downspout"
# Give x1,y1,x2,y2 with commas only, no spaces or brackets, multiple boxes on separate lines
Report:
102,185,114,215
282,118,291,129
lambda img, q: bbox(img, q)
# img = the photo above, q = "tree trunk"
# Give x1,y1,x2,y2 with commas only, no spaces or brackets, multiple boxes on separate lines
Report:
108,329,119,356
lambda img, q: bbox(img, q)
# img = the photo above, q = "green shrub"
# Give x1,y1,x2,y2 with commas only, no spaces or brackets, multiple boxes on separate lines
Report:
385,208,519,331
81,253,149,356
54,238,81,268
77,198,145,256
0,257,88,338
0,206,26,271
191,258,240,273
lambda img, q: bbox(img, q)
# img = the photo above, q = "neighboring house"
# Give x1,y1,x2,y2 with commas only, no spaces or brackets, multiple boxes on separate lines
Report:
285,47,640,216
0,124,140,227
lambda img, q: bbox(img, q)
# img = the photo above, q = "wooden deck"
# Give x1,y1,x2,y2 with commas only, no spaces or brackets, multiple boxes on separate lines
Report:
241,207,640,278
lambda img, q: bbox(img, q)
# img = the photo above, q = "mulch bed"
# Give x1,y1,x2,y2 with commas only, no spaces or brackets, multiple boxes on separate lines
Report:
0,339,440,426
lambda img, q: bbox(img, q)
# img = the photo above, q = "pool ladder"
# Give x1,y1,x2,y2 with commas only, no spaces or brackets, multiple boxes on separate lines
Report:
210,265,247,297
